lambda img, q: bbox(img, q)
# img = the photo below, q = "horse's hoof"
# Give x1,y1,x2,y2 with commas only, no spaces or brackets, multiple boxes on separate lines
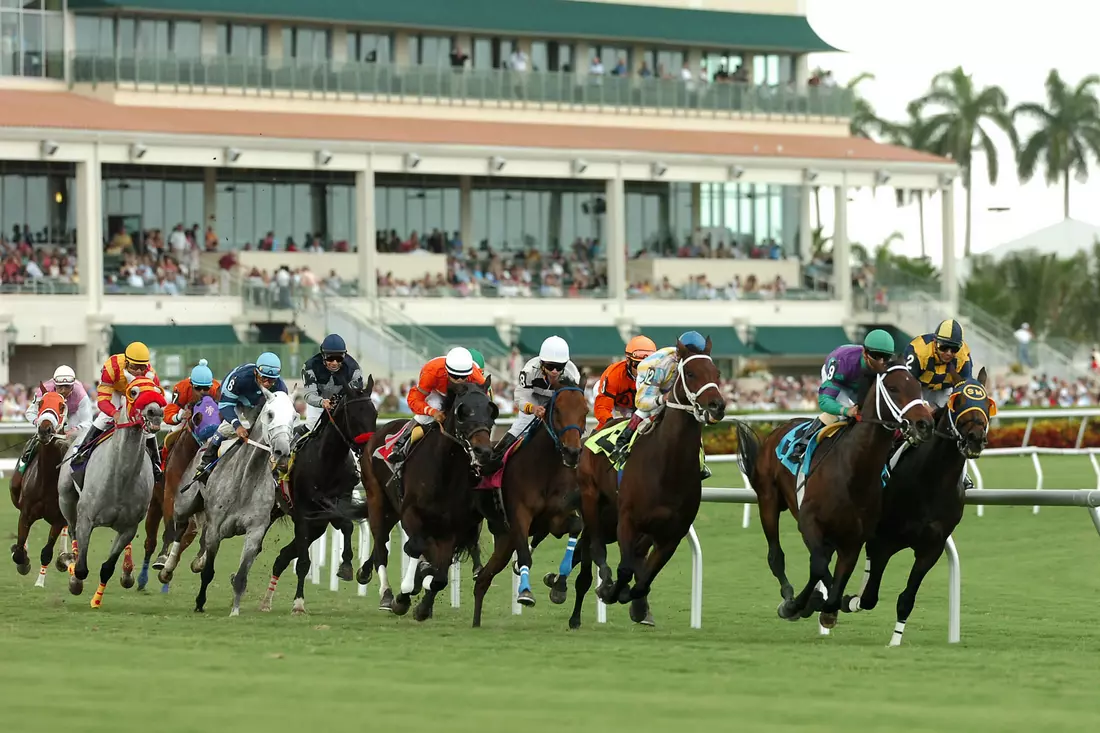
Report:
800,590,825,619
120,573,135,590
595,582,616,606
413,602,434,622
194,606,205,613
568,616,582,630
190,555,206,574
544,574,568,605
517,589,536,607
777,600,799,621
378,589,395,612
152,555,167,570
356,564,373,585
841,594,860,613
391,593,411,617
68,575,83,596
161,583,170,594
15,562,30,576
337,562,354,582
292,599,307,615
616,585,632,605
820,611,838,629
630,599,653,625
230,607,240,617
55,554,70,573
158,569,174,585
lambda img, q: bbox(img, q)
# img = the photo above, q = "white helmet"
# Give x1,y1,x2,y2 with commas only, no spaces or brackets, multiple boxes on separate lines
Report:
444,346,474,377
539,336,570,364
53,365,77,386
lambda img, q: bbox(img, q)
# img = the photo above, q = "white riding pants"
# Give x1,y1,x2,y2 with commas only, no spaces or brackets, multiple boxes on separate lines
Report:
305,403,324,430
413,392,444,426
922,386,949,410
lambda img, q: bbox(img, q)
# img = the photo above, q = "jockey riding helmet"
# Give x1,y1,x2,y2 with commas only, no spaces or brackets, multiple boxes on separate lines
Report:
321,333,346,358
190,359,214,388
256,352,282,379
862,329,895,361
468,348,486,371
935,319,964,351
445,346,474,379
539,336,570,372
625,335,656,362
52,365,77,386
678,331,707,353
125,341,151,371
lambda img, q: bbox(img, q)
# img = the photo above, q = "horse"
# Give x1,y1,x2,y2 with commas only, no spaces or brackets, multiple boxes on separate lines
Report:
471,376,588,627
57,378,167,607
260,377,377,614
841,370,994,645
162,387,297,615
353,379,497,620
139,394,220,591
736,360,934,629
572,336,726,628
9,391,74,585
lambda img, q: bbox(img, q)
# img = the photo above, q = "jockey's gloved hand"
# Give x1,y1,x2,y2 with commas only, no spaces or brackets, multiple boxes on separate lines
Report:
432,410,445,424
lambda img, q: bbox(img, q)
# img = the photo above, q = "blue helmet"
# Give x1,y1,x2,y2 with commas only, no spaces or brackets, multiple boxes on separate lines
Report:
190,359,214,388
678,331,707,352
321,333,346,355
256,352,282,378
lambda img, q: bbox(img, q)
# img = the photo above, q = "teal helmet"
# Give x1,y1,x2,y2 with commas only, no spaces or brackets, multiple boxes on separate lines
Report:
190,359,214,387
256,352,282,378
468,348,485,371
678,331,707,352
863,329,895,359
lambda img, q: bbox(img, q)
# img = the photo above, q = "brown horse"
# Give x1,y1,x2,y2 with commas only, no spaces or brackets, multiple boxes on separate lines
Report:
841,370,993,645
9,392,74,585
736,360,934,629
572,336,726,628
353,379,497,620
471,377,588,627
140,426,200,590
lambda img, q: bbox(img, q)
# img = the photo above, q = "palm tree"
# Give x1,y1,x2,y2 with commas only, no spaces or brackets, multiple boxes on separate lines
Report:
1013,69,1100,219
883,103,934,258
915,67,1017,257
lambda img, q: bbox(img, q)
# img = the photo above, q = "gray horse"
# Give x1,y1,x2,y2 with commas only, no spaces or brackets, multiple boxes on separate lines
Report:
57,384,166,607
162,388,296,616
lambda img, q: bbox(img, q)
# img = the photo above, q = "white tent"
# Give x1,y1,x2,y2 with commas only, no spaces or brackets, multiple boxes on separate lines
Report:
982,218,1100,260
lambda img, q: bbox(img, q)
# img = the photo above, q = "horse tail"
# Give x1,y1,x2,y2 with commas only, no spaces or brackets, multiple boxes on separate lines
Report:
734,420,762,489
333,494,370,524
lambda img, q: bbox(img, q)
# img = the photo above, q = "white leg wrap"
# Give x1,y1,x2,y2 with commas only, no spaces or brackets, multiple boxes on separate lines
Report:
400,552,419,594
378,565,389,593
889,621,906,647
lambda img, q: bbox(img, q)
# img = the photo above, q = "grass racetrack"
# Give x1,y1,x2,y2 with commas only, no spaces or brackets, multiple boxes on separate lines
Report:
2,455,1100,732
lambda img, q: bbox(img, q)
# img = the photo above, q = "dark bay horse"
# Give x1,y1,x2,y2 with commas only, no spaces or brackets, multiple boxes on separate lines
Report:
841,370,993,645
471,377,588,627
9,391,74,585
353,379,497,620
262,378,377,614
737,361,934,629
572,337,726,628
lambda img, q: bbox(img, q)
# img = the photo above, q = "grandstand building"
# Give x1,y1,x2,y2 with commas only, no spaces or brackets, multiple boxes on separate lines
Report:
0,0,959,386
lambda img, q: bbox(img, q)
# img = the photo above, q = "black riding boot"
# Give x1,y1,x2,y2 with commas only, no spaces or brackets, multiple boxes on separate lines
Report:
146,437,164,483
490,432,519,466
291,422,310,451
73,425,105,466
789,418,823,464
386,428,415,490
193,437,222,483
16,436,39,474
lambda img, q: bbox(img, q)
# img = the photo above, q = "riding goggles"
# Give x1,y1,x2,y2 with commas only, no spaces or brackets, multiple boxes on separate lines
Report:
541,361,566,373
323,352,345,363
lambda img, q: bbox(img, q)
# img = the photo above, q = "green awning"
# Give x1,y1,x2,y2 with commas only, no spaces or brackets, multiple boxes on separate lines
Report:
517,326,624,360
752,326,849,356
109,324,239,353
637,326,747,357
70,0,837,52
424,325,509,358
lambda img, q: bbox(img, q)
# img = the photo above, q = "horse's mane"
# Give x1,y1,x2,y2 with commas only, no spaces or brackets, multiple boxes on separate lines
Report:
554,373,580,389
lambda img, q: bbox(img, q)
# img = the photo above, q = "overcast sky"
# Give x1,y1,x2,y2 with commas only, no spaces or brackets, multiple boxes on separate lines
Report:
801,0,1099,263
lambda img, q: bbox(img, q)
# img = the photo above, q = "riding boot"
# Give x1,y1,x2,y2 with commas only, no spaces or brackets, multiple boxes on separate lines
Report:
291,422,310,452
610,414,643,464
788,418,823,465
146,437,164,483
16,436,38,474
385,428,414,490
73,424,105,467
490,432,519,466
193,436,223,483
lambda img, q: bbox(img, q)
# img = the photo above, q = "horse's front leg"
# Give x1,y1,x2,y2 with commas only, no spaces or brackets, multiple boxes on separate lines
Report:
230,526,267,617
11,509,32,575
472,533,515,628
543,531,579,605
758,479,794,601
510,506,537,607
139,491,162,590
34,522,63,588
568,533,594,630
819,543,861,629
336,519,355,582
291,520,325,615
92,528,138,609
414,536,455,623
842,540,897,614
889,540,946,647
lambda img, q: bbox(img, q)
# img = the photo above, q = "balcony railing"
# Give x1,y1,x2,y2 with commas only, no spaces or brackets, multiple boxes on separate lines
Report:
69,54,854,120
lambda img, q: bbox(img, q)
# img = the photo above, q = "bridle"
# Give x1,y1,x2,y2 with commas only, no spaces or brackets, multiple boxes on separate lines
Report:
321,392,377,455
440,390,495,467
934,388,991,459
860,364,926,432
542,384,586,467
664,353,721,424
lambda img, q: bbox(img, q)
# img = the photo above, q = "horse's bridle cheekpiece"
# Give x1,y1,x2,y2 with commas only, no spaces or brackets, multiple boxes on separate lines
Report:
872,364,926,433
665,353,720,424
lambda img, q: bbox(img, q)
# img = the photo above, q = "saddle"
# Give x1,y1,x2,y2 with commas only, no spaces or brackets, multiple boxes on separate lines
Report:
476,434,527,491
584,421,640,471
776,420,847,478
71,427,116,490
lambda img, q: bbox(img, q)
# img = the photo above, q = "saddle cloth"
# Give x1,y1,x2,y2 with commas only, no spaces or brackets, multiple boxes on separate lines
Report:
584,422,640,471
476,435,526,491
373,423,411,464
775,419,889,509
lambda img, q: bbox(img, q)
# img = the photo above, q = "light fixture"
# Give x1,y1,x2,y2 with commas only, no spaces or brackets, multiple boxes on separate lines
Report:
651,162,668,178
54,191,63,204
405,152,421,170
225,147,242,164
129,143,147,160
490,156,507,172
315,149,333,166
939,172,955,187
572,159,588,176
874,169,891,185
802,168,819,183
40,140,59,157
728,165,745,180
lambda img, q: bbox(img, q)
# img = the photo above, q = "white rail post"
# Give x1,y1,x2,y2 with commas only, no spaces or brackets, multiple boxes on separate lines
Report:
945,535,961,644
309,538,321,584
1076,416,1090,449
740,471,752,529
450,561,461,608
1021,416,1034,446
688,524,702,629
357,519,370,597
328,525,341,591
1091,453,1100,491
318,529,327,568
1031,452,1043,515
597,597,607,623
968,458,985,517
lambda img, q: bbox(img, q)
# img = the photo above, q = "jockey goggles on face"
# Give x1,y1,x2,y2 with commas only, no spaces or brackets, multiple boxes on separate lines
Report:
323,352,345,363
865,349,892,362
936,341,959,354
541,361,565,373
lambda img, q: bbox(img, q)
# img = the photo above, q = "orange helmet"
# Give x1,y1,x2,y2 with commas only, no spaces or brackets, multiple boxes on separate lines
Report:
625,335,657,361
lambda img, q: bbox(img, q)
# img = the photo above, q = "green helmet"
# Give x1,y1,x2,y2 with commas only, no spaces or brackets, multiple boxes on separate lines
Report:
468,348,485,370
863,329,895,357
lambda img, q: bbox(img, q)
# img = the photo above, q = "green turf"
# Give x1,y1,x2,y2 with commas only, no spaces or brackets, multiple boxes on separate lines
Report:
2,456,1100,732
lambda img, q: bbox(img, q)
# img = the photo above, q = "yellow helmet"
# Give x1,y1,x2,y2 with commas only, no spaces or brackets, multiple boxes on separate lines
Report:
124,341,151,365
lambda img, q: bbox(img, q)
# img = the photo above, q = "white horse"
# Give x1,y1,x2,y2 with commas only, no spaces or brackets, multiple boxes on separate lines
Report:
57,380,166,608
163,388,296,616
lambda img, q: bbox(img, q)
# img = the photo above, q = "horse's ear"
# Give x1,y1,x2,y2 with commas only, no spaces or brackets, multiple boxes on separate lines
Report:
704,336,713,355
483,374,492,391
977,366,988,387
261,385,275,402
675,339,688,359
947,392,959,412
987,397,998,417
364,373,374,395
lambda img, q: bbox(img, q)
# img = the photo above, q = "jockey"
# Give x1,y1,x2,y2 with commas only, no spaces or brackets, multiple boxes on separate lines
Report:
490,335,581,463
162,359,222,454
594,335,656,430
903,318,974,411
77,342,163,481
13,365,94,483
609,331,712,480
192,352,289,483
296,333,365,445
386,347,485,479
787,329,896,465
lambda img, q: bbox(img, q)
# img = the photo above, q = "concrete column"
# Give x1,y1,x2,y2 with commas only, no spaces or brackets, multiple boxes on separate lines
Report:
81,314,113,384
267,23,285,69
941,183,957,312
690,182,702,246
200,19,217,58
203,167,217,232
797,183,812,262
459,176,473,249
793,53,810,90
331,28,348,67
0,313,13,386
605,175,626,309
355,165,377,300
63,10,75,82
394,32,411,66
76,151,103,311
574,41,590,83
833,185,851,307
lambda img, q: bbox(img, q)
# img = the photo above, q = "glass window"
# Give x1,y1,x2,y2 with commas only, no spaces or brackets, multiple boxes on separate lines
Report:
550,42,572,73
0,12,17,76
530,41,547,73
273,184,293,244
329,184,351,247
136,19,170,59
74,15,108,55
292,183,312,240
184,182,203,230
43,11,61,78
141,179,164,233
164,181,184,232
417,35,449,68
21,10,43,77
172,21,201,58
348,32,391,64
472,37,492,70
253,182,274,241
117,17,135,58
656,49,684,79
600,47,629,75
215,184,235,246
225,23,264,57
233,183,254,248
215,23,228,56
2,175,24,234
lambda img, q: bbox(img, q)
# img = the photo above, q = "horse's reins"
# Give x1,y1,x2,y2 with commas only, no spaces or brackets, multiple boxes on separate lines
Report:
542,385,586,466
664,353,721,424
